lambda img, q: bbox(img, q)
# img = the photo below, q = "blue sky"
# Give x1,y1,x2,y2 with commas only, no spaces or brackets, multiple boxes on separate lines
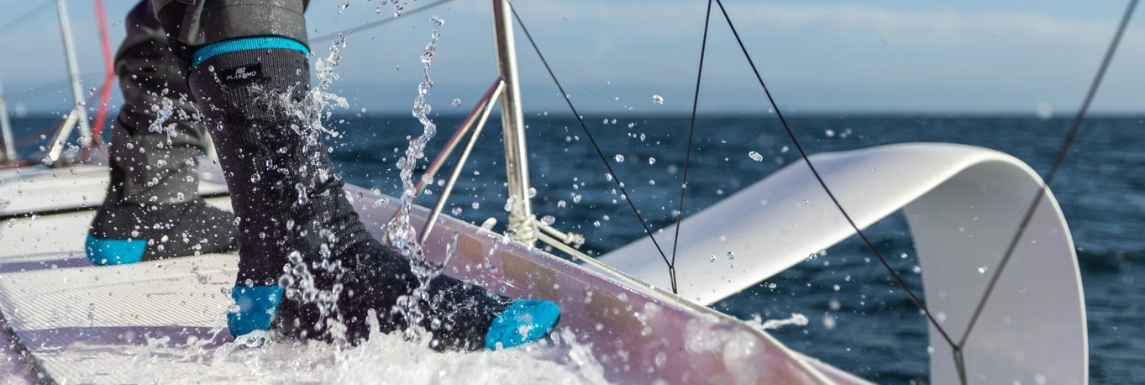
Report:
1,0,1143,116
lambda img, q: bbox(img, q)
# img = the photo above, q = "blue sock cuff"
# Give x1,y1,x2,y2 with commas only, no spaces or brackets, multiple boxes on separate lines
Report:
228,285,285,337
191,36,309,69
85,235,146,265
485,299,561,350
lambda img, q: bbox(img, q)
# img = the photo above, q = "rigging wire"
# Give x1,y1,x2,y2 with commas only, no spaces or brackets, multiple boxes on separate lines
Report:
0,0,52,37
709,0,958,349
310,0,457,44
669,0,714,291
960,0,1139,348
505,2,674,289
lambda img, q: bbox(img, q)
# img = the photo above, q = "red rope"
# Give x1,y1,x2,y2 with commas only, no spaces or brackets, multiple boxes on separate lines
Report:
90,0,114,142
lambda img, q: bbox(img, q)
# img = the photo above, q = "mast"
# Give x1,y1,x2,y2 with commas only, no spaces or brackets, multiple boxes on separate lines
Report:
490,0,536,244
54,0,92,147
0,74,16,163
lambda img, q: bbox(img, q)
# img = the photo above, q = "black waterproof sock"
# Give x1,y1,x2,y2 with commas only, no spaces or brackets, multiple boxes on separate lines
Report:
87,5,238,265
186,38,556,351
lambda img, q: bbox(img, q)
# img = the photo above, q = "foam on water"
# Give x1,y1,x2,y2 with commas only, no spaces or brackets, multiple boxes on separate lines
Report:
45,327,608,384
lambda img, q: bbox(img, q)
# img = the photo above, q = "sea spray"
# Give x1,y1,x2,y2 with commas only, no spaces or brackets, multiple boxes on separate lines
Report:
387,15,449,346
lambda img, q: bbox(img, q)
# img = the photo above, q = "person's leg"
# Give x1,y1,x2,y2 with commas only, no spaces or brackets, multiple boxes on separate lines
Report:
86,0,237,265
151,0,558,350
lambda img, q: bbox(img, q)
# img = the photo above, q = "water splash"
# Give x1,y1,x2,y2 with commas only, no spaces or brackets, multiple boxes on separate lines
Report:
386,15,448,344
745,313,808,331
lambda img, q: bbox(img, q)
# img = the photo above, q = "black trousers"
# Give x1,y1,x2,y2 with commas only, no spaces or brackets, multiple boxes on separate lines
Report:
112,0,308,204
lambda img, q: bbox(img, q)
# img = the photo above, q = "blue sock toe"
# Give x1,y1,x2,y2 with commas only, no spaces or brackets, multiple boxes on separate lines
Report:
85,235,146,265
228,285,284,338
484,299,561,350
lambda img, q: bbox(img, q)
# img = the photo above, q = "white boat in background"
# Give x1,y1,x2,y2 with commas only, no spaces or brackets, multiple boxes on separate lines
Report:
0,0,1091,384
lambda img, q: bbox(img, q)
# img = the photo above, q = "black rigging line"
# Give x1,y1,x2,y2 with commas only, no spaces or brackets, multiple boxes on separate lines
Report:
709,0,958,348
310,0,458,44
669,0,714,292
0,0,51,38
506,2,674,285
960,0,1138,347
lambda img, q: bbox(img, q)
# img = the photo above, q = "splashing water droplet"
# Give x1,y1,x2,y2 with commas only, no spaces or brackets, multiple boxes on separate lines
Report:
651,95,664,104
822,314,837,329
1036,102,1053,120
748,151,763,162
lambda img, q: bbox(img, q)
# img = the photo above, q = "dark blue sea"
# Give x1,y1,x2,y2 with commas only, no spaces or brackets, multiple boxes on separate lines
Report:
7,114,1142,384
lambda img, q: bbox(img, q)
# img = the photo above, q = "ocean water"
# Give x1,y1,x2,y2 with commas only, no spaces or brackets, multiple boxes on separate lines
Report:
6,114,1142,384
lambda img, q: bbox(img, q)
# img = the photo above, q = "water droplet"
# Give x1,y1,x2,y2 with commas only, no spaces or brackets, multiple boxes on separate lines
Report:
709,254,716,263
557,200,567,208
614,154,625,163
471,202,480,209
825,129,835,137
978,265,988,274
541,215,555,225
828,299,841,310
1036,102,1053,120
451,207,463,216
648,157,656,165
593,221,601,227
651,95,664,104
452,98,461,106
822,314,837,329
726,251,735,260
748,151,763,162
527,187,537,198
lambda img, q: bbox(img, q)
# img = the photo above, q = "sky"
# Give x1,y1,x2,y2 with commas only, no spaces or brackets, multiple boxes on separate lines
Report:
1,0,1144,116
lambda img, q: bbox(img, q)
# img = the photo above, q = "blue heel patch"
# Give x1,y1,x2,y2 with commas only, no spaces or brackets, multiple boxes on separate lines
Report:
85,235,146,265
229,285,285,338
485,299,561,350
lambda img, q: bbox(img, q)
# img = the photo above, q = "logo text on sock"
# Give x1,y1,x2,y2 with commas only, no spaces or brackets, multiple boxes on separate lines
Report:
221,63,265,84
